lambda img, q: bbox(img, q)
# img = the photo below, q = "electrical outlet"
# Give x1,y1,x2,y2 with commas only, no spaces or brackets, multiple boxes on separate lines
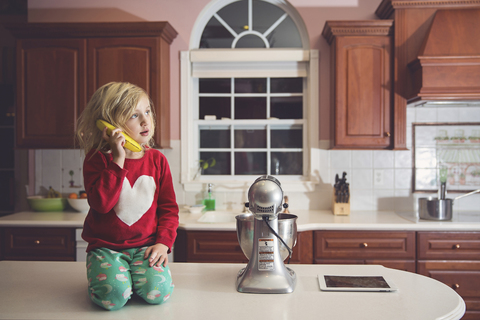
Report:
374,169,384,186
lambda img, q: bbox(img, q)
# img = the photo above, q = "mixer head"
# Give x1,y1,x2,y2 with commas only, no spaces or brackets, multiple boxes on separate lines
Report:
247,175,284,218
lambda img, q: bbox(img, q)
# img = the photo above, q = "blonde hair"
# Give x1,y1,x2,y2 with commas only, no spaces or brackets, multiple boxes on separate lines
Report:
76,82,155,155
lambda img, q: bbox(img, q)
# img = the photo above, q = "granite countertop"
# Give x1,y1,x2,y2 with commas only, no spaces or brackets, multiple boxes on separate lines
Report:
1,210,479,231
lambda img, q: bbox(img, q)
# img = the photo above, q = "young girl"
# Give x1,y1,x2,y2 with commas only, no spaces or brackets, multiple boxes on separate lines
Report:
76,82,179,311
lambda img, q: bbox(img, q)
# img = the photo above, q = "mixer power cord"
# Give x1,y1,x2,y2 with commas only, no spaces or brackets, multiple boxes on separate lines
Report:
262,216,293,264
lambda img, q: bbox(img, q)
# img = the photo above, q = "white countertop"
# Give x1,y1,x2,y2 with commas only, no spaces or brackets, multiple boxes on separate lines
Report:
178,210,480,231
1,210,480,231
0,261,465,320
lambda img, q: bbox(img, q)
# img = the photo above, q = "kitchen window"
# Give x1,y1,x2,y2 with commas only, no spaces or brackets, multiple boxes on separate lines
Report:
181,0,319,192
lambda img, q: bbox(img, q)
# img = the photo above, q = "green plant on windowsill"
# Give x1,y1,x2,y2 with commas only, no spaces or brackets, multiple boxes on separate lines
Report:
194,158,216,180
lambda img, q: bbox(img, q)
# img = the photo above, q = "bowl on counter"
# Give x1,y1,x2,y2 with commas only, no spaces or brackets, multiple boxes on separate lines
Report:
27,196,67,212
184,204,205,214
67,198,89,213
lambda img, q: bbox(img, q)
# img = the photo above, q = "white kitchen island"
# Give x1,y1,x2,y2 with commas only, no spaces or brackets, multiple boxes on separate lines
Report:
0,261,464,320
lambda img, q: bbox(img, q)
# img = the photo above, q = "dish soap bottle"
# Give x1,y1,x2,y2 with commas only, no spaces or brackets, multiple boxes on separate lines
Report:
203,183,215,211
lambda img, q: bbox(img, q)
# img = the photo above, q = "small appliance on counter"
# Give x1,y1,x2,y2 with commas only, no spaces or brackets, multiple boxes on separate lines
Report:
332,172,350,216
235,175,297,294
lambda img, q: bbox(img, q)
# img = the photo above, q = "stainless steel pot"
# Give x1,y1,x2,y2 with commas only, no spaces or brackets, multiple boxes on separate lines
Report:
419,189,480,221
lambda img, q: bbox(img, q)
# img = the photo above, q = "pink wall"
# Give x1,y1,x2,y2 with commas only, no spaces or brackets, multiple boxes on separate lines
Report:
28,0,381,142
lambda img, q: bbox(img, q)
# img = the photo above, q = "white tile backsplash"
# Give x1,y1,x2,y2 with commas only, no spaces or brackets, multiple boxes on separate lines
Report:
373,150,394,168
352,150,372,168
32,105,480,212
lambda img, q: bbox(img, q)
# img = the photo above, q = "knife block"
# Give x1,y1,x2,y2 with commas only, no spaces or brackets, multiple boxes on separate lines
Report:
332,188,350,216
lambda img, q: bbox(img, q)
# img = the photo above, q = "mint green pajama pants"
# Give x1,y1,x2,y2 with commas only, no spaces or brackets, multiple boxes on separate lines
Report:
86,247,174,311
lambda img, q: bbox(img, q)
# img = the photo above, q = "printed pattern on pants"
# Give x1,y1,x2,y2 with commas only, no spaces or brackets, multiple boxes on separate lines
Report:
86,247,174,311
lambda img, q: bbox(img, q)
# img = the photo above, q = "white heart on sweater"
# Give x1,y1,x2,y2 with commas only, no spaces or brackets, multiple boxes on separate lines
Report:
114,176,156,226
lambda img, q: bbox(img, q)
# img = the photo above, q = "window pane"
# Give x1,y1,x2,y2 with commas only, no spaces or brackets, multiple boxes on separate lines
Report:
236,34,266,48
217,1,248,35
235,129,266,148
271,128,302,148
200,152,231,175
235,78,266,93
235,152,266,175
271,78,302,93
235,97,266,119
271,96,302,119
200,16,234,48
252,0,285,34
271,152,302,175
199,97,231,119
200,128,230,148
199,78,231,93
268,16,302,48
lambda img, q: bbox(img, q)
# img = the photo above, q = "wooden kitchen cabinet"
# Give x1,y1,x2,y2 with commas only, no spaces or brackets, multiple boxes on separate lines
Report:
322,21,394,149
417,231,480,319
5,22,177,149
174,229,313,264
0,227,76,261
314,230,416,272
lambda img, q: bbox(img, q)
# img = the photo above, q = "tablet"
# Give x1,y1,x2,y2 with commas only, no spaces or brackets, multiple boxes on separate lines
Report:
318,275,398,292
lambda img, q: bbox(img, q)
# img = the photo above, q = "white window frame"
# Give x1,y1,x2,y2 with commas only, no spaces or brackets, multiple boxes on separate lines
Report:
180,48,319,192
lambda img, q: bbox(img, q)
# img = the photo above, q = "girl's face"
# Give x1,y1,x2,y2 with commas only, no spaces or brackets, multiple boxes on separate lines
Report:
124,95,153,146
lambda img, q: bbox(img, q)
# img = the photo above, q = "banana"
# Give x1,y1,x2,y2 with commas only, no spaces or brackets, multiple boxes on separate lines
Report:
96,119,142,152
47,187,62,198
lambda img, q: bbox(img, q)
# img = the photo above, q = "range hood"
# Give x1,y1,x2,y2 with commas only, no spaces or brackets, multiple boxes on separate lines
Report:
408,9,480,103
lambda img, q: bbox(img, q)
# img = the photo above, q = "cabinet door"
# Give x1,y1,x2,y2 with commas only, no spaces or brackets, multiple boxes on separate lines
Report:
334,36,392,149
88,37,171,148
16,39,86,148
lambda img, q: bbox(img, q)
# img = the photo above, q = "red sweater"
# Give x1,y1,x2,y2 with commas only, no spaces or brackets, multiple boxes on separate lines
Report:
81,149,179,253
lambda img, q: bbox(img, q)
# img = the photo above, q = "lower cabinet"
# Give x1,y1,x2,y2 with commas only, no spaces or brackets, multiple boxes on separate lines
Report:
417,231,480,320
314,230,416,272
0,227,76,261
174,229,313,264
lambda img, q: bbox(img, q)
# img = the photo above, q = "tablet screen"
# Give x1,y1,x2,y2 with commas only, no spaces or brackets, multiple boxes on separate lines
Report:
324,275,391,288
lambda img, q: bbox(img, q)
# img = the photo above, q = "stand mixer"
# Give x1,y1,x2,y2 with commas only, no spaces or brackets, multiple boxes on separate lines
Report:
236,175,297,294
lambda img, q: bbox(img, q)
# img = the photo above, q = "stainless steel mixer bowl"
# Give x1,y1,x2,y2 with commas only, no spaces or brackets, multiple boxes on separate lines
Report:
236,213,297,260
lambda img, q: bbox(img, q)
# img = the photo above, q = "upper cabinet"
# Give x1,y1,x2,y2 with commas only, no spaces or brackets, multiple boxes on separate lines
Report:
4,22,177,149
323,20,395,149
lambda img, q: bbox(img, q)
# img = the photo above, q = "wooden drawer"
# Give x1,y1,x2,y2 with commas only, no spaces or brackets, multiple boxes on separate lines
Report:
176,230,247,263
417,231,480,260
417,261,480,297
2,227,75,261
174,230,313,264
317,258,416,272
314,231,416,260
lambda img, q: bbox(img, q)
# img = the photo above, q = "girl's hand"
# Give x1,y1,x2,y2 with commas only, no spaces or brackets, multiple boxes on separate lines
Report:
102,127,125,167
144,243,169,267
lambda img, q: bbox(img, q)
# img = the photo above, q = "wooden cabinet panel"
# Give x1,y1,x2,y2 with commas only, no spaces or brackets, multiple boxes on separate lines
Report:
2,227,76,261
417,231,480,260
322,21,394,149
175,230,247,263
334,36,392,148
417,232,480,318
6,22,176,149
87,37,171,148
174,229,312,264
16,38,86,148
314,230,415,260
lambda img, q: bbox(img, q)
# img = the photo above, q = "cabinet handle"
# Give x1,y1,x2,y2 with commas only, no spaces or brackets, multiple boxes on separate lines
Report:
361,242,368,248
453,244,460,249
385,132,391,137
35,240,40,244
452,284,460,290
